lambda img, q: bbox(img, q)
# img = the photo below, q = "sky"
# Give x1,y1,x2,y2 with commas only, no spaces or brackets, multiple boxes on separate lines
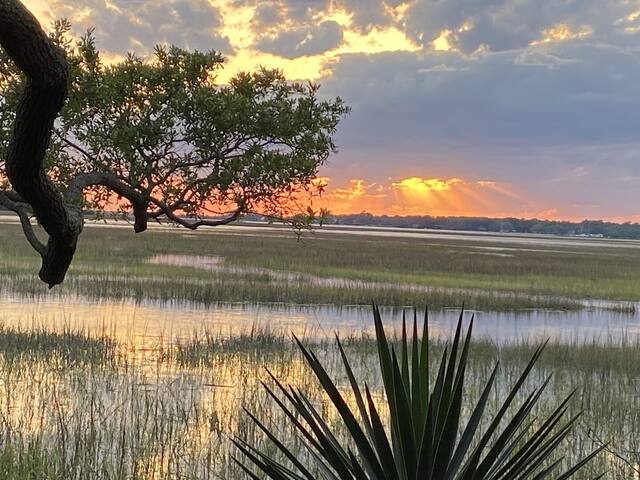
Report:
22,0,640,221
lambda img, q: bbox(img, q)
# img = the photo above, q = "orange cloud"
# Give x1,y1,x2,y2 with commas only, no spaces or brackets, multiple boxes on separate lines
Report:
316,178,388,213
316,176,640,221
317,176,531,217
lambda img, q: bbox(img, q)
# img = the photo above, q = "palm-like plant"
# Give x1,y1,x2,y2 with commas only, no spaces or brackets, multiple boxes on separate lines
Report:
234,306,604,479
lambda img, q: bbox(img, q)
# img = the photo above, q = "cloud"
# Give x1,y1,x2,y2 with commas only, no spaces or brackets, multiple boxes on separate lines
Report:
514,49,580,69
256,20,344,58
248,0,418,66
267,0,403,32
318,179,389,214
530,23,593,45
318,172,640,221
405,0,634,53
392,177,463,192
32,0,232,55
417,63,469,73
324,40,640,149
317,31,640,220
17,0,640,220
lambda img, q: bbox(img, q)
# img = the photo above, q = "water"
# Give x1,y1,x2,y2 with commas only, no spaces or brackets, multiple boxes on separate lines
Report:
2,293,638,346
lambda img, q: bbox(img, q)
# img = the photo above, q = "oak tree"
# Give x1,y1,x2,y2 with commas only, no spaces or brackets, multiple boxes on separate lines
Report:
0,1,348,287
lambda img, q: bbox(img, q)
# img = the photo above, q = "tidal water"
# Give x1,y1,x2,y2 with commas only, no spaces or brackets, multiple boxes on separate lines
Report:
2,294,638,345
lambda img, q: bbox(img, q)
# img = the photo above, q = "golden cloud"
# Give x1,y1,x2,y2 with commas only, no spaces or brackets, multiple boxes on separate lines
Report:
392,176,462,192
384,2,412,23
431,29,456,52
616,9,640,34
23,0,421,82
427,19,474,53
531,23,592,45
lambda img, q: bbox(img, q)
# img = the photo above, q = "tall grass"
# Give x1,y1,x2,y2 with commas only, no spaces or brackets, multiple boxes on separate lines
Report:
0,319,637,478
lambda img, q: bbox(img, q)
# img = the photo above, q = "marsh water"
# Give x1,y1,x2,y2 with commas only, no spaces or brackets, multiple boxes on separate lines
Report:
3,293,639,346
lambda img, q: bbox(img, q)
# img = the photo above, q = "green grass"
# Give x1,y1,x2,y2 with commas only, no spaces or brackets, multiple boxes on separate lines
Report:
1,222,639,310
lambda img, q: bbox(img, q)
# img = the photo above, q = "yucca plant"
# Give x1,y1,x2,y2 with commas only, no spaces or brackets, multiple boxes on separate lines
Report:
234,305,604,479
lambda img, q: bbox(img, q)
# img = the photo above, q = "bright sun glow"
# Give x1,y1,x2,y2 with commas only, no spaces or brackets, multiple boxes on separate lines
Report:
431,29,455,51
314,176,530,217
392,176,462,193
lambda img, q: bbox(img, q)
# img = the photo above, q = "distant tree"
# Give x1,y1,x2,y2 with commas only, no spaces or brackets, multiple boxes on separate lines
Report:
0,1,349,287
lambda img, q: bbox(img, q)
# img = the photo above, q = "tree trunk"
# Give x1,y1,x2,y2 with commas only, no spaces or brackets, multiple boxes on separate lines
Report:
0,0,81,287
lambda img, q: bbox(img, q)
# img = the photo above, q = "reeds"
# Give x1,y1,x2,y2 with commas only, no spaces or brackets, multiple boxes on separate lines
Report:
0,319,637,478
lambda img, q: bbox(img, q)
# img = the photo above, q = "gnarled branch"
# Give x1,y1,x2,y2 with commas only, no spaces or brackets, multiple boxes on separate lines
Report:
0,0,78,287
66,172,148,233
148,195,243,229
0,190,46,255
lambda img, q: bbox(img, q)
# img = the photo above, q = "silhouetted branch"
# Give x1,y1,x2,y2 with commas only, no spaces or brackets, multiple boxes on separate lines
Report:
0,190,46,255
0,0,79,287
66,172,148,233
148,195,243,229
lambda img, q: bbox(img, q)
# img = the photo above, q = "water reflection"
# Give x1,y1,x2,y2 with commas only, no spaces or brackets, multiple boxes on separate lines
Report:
2,294,638,345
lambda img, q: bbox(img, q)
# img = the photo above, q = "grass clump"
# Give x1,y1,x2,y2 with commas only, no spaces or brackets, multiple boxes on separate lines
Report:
171,325,292,367
0,324,118,366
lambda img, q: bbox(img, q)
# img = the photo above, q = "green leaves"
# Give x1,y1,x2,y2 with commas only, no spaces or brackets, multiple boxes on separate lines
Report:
238,305,604,479
0,25,349,226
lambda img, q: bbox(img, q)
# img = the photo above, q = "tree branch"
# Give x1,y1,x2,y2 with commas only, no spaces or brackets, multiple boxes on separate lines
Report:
65,171,149,233
0,190,46,255
54,129,93,161
0,0,80,287
148,194,243,229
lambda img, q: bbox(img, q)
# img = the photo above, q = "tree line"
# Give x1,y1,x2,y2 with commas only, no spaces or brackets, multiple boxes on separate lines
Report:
329,213,640,239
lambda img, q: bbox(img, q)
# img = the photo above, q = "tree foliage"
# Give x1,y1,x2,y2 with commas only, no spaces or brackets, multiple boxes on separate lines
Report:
0,18,348,284
2,20,348,223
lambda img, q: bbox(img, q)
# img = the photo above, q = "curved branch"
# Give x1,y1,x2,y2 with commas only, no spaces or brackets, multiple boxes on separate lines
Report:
148,195,243,229
0,0,79,287
65,171,242,232
66,172,148,233
0,190,46,255
2,189,26,204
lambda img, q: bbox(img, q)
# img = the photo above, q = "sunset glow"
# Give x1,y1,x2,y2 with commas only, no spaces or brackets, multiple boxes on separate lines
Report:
314,176,540,218
21,0,640,221
392,177,462,193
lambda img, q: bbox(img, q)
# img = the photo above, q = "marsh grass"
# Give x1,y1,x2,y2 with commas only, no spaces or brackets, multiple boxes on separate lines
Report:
170,325,293,366
0,319,637,478
1,223,639,310
0,262,582,312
